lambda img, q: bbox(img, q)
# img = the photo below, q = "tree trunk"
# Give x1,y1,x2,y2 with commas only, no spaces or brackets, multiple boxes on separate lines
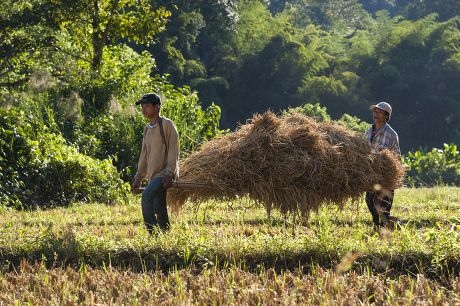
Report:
91,34,104,72
90,0,104,73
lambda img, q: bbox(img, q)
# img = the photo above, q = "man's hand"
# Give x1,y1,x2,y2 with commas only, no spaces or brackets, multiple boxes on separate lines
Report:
132,181,142,195
162,175,173,189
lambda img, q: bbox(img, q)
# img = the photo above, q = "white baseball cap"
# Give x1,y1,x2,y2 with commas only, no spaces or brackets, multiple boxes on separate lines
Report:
370,102,392,119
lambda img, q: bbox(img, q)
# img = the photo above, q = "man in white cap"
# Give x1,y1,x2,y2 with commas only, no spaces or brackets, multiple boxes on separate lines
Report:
364,101,401,229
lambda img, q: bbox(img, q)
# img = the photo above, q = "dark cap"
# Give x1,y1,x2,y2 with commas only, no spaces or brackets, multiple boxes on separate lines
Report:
135,93,162,106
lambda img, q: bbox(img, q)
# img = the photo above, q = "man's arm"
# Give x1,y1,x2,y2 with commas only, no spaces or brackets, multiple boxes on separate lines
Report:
392,133,401,156
132,130,148,193
364,127,372,144
163,121,180,189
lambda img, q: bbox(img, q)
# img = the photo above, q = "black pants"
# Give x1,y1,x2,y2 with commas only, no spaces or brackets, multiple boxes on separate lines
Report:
365,190,394,227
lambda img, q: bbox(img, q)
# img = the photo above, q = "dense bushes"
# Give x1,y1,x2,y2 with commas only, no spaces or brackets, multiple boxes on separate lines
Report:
404,144,460,186
0,108,130,208
0,0,220,209
0,67,223,209
284,103,370,133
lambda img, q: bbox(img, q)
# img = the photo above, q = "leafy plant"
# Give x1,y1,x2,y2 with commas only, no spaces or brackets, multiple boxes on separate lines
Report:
284,103,370,133
0,107,129,208
284,103,331,122
338,113,370,133
403,143,460,186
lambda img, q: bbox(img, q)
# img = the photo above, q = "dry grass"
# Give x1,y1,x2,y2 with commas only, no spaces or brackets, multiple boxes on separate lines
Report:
1,260,458,305
169,112,405,217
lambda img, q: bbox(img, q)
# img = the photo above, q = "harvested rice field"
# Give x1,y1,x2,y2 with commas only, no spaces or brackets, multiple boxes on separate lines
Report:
1,187,459,304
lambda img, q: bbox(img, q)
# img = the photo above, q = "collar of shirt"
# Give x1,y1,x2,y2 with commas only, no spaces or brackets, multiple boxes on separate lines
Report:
372,123,388,133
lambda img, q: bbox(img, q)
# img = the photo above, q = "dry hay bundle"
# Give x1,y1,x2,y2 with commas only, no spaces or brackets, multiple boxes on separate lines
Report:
169,112,405,217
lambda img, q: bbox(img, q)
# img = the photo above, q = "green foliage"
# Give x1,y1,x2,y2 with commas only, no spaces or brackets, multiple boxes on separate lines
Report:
0,107,129,208
298,76,347,102
284,0,372,35
74,45,156,115
190,77,229,105
283,103,370,133
160,86,223,155
0,0,59,88
146,0,238,86
228,31,331,122
232,0,284,57
74,114,144,181
403,144,460,187
0,0,170,89
338,114,371,133
284,103,331,122
56,0,170,70
68,84,222,182
400,0,460,21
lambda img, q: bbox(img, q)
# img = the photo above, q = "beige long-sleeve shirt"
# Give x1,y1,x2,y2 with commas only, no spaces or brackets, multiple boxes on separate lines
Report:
134,117,179,184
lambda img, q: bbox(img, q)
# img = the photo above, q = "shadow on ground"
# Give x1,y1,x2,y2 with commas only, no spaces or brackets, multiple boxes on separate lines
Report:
1,231,458,281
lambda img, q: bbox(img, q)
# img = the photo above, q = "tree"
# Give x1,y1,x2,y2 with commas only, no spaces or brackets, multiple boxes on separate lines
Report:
56,0,170,72
399,0,460,21
144,0,240,99
231,0,285,58
280,0,372,36
224,32,331,124
360,0,460,22
148,9,206,85
0,0,60,88
0,0,170,86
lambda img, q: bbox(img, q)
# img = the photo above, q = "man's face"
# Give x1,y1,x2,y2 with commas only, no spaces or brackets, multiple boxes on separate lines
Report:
372,108,387,124
141,103,158,118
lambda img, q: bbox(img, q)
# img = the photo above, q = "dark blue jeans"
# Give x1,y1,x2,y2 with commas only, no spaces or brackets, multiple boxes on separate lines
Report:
141,177,170,233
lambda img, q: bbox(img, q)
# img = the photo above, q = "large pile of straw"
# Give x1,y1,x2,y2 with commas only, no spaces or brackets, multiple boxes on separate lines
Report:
168,112,405,217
